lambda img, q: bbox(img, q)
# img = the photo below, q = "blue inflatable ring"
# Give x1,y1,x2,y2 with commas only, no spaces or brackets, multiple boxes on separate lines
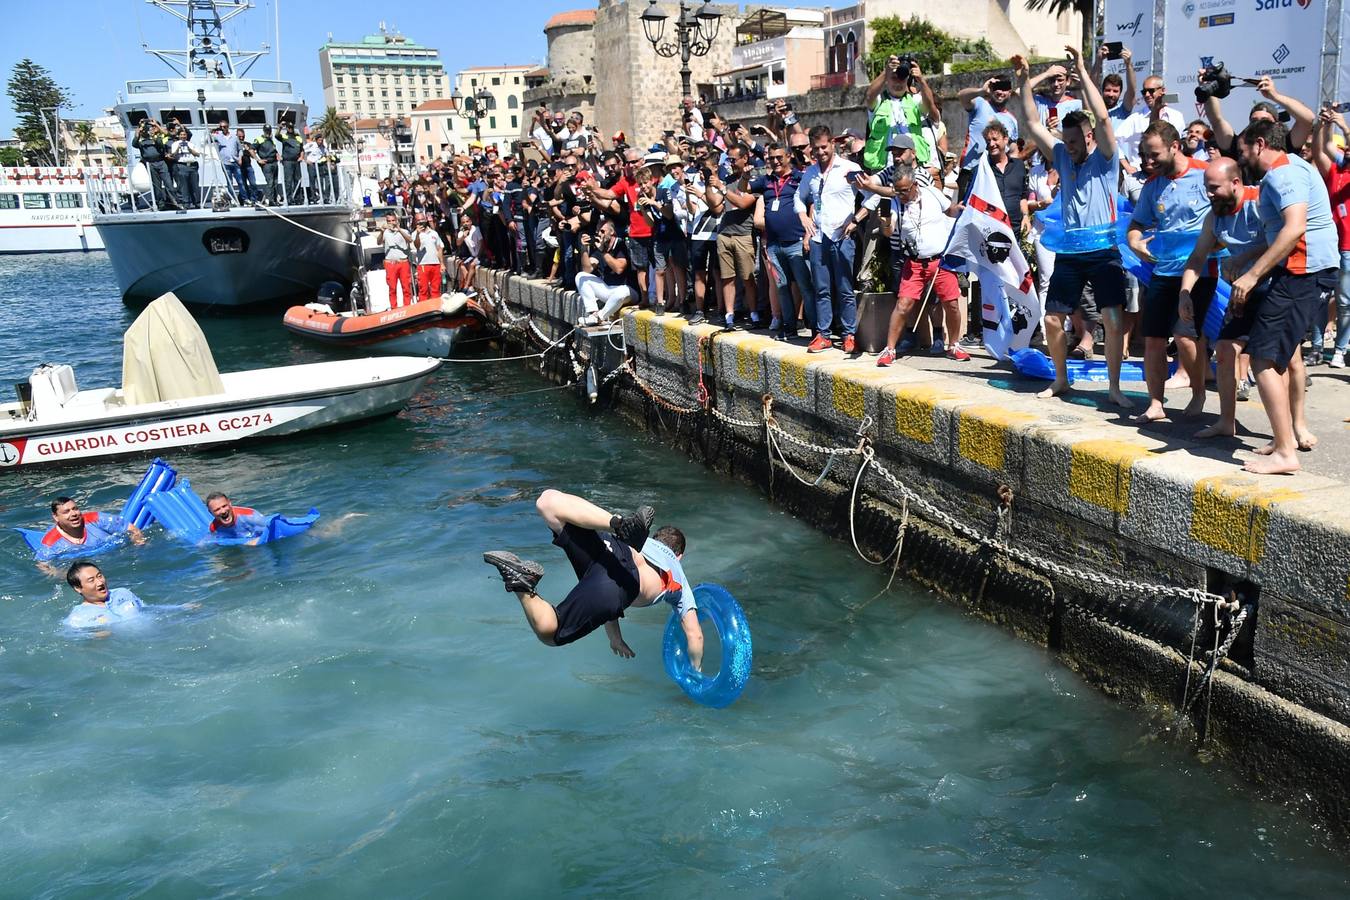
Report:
662,583,752,708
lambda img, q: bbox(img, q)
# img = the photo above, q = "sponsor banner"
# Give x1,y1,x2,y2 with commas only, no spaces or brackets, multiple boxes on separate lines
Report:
1102,0,1156,81
0,404,320,468
1163,0,1324,111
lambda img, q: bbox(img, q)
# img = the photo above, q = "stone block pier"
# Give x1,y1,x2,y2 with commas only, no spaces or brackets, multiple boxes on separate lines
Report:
470,267,1350,842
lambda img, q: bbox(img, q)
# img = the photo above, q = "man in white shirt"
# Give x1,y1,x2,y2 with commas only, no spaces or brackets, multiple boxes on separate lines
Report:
796,124,869,354
303,131,325,203
1114,75,1186,170
876,165,964,365
413,217,445,300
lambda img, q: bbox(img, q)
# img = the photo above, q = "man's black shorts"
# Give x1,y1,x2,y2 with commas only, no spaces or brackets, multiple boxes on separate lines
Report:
1045,248,1126,315
550,524,640,646
1245,267,1337,366
1218,279,1268,343
1143,275,1216,340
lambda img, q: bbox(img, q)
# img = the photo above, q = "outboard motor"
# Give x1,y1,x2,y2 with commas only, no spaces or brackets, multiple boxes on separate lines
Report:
316,280,352,314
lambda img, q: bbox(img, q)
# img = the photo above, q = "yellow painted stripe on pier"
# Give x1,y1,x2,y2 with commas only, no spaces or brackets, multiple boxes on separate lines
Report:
633,309,655,346
892,384,959,444
1190,476,1302,564
1068,440,1150,514
957,407,1037,472
662,319,684,356
832,373,865,419
779,358,808,398
735,337,775,380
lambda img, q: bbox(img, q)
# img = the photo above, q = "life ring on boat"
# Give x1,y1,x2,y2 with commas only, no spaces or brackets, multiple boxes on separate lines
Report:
662,583,752,708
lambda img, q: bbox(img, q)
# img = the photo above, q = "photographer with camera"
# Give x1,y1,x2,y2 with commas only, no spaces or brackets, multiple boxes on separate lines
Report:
1016,46,1131,407
1198,68,1315,160
168,125,199,209
864,54,938,173
1028,61,1083,132
531,106,560,159
376,212,414,308
576,219,636,326
957,76,1019,200
1091,43,1137,122
133,118,180,211
875,164,964,366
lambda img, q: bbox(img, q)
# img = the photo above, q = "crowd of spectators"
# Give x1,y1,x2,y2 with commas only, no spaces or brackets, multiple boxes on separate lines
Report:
364,47,1349,474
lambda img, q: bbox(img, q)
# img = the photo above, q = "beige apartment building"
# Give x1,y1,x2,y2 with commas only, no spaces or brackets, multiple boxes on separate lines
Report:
319,26,451,120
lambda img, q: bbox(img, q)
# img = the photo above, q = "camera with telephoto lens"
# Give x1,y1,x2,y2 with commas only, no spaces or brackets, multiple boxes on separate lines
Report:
898,235,920,260
1194,62,1234,102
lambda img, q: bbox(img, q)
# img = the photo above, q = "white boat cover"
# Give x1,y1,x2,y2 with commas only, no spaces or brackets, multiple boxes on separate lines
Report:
121,292,225,405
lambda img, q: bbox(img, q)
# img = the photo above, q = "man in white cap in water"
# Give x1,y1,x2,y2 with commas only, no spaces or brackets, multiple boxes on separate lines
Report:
484,490,703,669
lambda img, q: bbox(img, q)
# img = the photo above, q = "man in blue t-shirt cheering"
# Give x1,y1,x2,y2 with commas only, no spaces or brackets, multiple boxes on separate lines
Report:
1015,47,1130,407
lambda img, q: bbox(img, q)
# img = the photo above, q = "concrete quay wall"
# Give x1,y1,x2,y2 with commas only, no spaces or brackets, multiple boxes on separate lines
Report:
470,266,1350,843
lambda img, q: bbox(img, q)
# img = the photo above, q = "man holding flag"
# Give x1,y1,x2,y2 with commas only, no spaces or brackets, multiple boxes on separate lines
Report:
942,147,1042,361
875,164,966,365
1015,48,1131,407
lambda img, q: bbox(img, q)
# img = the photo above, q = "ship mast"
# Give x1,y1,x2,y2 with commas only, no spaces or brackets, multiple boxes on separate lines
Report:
141,0,269,80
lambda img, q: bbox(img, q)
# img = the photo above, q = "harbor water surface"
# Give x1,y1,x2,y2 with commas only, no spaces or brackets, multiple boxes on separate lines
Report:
0,255,1346,897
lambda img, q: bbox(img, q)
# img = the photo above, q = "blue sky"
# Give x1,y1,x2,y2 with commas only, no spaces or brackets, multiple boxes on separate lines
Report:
4,1,850,136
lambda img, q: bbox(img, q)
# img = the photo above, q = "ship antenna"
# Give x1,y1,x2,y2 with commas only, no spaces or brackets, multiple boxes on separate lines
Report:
142,0,268,79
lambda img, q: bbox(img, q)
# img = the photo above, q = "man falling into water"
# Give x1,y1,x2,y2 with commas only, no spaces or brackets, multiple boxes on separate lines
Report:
483,490,704,669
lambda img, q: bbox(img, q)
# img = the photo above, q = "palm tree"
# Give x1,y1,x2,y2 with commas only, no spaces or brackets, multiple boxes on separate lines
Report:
315,106,353,149
1023,0,1094,52
72,121,97,167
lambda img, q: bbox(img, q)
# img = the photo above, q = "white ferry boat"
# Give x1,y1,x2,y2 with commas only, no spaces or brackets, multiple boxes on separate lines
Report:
0,167,128,253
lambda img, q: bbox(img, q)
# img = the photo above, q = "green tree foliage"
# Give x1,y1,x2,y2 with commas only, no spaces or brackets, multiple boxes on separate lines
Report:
315,107,353,149
6,58,71,165
72,121,98,167
0,146,23,166
864,16,998,78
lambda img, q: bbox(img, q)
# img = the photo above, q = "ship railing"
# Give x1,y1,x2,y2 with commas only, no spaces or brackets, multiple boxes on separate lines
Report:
87,157,353,216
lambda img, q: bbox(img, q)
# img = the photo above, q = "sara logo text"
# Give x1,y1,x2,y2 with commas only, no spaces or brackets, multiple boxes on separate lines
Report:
1254,0,1311,9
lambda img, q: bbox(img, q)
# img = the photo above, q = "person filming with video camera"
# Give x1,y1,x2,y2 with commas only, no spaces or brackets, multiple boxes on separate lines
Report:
1196,64,1315,160
132,118,181,211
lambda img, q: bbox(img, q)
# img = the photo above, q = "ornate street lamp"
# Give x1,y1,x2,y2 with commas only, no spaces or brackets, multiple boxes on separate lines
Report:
450,88,496,144
641,0,722,100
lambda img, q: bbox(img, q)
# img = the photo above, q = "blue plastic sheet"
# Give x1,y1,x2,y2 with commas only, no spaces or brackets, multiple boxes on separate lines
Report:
1036,195,1230,343
16,458,177,560
662,584,752,708
144,479,319,546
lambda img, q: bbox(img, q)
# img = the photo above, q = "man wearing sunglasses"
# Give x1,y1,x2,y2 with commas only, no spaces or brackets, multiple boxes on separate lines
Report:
1115,75,1187,171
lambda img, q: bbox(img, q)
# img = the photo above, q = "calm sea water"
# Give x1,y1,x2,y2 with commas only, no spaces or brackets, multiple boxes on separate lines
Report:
0,254,1345,897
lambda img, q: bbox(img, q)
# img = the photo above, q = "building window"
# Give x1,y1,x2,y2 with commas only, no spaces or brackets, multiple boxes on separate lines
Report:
510,115,518,129
396,89,403,97
379,76,387,84
427,144,433,158
489,116,496,129
336,75,344,84
471,78,477,87
382,102,390,111
421,77,428,86
491,77,500,86
365,75,373,85
424,119,431,131
367,89,374,98
507,95,518,109
338,89,346,98
381,89,388,97
514,76,520,84
55,192,83,208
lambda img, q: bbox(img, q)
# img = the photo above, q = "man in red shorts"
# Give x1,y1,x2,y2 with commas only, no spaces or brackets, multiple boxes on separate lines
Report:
877,164,967,365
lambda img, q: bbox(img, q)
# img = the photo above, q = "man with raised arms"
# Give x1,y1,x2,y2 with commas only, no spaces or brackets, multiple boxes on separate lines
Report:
483,491,704,670
1015,47,1130,407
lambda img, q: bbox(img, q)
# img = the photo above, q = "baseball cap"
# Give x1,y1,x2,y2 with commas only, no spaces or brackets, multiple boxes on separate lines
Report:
835,127,864,142
887,133,917,151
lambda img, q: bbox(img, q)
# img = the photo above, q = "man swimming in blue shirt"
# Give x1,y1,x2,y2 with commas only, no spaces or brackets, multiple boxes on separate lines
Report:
41,496,145,557
62,560,198,633
206,492,270,541
483,490,705,670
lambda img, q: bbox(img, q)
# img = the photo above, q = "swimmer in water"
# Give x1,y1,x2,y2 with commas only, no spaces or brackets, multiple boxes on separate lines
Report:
483,490,704,669
41,496,145,557
61,560,198,634
206,492,270,541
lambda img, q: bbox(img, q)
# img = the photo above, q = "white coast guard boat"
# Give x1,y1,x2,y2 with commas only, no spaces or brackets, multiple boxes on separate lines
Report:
0,292,440,470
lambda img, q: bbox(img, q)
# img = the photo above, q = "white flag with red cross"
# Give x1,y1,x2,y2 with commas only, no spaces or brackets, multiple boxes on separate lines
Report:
941,155,1041,360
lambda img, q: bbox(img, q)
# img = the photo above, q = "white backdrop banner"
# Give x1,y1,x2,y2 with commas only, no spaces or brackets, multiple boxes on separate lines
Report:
1101,0,1156,82
1162,0,1326,111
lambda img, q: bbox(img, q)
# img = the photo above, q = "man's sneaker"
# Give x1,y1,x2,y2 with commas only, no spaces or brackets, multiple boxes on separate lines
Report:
930,338,946,355
1331,350,1346,369
807,333,832,353
1305,349,1326,367
483,551,544,594
721,316,740,332
610,506,655,550
876,347,896,367
768,316,781,333
959,334,983,348
687,311,707,326
896,334,918,355
749,312,763,329
1237,378,1252,402
842,335,856,354
947,345,971,362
